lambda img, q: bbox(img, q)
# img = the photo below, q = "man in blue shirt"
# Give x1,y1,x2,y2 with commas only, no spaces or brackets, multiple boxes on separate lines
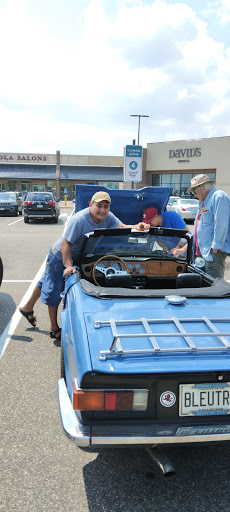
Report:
19,191,148,340
142,207,189,252
187,174,230,279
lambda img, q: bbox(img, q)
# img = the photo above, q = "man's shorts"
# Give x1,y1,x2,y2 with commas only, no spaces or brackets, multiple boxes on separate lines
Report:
37,250,65,308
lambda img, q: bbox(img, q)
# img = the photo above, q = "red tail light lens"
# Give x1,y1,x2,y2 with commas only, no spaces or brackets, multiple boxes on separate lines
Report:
24,201,33,205
72,383,148,411
47,201,56,206
181,207,187,211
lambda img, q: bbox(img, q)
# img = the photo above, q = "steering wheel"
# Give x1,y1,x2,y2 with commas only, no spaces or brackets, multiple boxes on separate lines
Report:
92,254,129,286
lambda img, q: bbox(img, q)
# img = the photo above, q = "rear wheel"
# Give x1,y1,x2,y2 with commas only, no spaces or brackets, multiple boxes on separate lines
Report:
60,337,65,380
24,216,29,223
19,209,22,216
53,216,59,223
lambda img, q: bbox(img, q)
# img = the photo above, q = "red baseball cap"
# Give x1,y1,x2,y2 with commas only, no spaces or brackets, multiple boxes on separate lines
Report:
142,207,158,223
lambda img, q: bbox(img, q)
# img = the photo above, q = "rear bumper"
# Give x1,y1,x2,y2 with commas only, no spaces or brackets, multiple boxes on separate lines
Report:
58,378,230,448
24,212,56,218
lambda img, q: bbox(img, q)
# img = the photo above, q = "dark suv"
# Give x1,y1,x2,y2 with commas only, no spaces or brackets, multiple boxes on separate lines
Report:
0,191,23,216
24,192,60,223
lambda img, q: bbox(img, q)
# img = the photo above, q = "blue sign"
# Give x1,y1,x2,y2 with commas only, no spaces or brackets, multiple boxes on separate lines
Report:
64,188,67,194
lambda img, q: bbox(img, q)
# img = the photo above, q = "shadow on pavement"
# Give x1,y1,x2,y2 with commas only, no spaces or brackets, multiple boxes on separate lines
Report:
83,444,230,512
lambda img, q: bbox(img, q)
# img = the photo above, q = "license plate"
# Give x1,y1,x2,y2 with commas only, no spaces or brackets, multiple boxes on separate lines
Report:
179,382,230,416
37,205,43,208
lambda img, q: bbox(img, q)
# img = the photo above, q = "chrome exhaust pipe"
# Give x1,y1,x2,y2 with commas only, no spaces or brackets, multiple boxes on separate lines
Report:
145,446,176,477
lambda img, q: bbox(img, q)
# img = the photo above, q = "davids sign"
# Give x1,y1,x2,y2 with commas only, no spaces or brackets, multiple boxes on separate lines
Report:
169,147,201,159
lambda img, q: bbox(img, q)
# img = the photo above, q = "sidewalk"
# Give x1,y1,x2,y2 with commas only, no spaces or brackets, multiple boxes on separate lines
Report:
59,201,74,208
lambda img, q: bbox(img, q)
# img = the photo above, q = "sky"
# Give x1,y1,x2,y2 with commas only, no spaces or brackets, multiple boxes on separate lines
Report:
1,0,230,156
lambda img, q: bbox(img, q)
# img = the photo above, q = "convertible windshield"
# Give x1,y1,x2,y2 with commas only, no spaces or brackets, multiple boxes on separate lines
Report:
82,228,191,261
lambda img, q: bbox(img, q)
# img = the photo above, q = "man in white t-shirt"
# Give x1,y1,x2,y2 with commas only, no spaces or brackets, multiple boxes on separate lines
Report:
19,191,148,341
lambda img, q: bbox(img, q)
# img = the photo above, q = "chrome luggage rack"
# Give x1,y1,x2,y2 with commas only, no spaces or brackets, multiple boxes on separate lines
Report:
94,317,230,361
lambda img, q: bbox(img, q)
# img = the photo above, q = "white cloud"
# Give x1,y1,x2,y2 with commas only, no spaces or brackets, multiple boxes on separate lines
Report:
0,0,230,154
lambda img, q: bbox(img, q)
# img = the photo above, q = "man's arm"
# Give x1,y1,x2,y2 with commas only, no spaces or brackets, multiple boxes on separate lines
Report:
118,221,149,230
169,227,189,256
61,239,76,277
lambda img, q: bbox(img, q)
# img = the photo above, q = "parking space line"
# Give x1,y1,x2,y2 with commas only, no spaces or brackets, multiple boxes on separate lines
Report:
3,280,33,283
0,256,47,359
8,218,24,225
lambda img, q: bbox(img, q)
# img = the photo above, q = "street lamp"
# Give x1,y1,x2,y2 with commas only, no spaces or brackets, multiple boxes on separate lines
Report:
130,114,149,145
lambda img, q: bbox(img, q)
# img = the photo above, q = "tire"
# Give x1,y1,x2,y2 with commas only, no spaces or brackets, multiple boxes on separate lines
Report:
0,257,3,286
14,207,18,216
60,336,65,380
53,216,59,223
19,209,22,216
24,216,29,223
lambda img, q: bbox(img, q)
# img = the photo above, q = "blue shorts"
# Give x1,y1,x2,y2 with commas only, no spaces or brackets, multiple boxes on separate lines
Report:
37,251,65,308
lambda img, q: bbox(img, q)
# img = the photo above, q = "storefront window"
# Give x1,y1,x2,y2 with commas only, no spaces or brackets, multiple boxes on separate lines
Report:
152,172,216,197
152,174,161,186
21,181,31,193
32,184,46,192
0,183,6,192
99,182,119,189
7,179,17,191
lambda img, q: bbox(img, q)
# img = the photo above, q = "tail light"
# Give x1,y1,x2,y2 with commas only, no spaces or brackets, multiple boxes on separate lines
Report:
47,201,56,205
181,207,187,211
72,382,148,411
24,201,33,205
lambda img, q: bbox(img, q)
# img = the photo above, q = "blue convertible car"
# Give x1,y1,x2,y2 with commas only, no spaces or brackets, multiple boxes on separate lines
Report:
58,185,230,471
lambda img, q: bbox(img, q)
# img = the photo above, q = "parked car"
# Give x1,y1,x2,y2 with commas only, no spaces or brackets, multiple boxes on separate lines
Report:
58,185,230,473
0,191,23,216
0,257,3,286
167,197,199,221
167,196,181,207
23,192,60,223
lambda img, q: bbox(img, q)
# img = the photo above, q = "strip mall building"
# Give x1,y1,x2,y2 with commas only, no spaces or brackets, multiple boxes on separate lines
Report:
0,136,229,198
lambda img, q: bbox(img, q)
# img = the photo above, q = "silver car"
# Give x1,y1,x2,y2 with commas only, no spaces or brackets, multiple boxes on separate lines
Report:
167,197,199,221
0,191,23,216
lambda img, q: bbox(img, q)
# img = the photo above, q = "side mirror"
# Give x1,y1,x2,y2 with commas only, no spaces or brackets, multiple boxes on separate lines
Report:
194,256,205,269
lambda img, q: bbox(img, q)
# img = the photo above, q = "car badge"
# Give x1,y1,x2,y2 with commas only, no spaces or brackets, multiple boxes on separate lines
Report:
160,391,176,407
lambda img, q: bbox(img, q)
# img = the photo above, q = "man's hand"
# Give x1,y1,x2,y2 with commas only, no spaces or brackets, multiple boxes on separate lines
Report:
212,248,219,254
135,221,150,231
63,266,76,277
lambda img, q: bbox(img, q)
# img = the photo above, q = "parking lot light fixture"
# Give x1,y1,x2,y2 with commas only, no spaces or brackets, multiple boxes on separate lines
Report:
130,114,149,145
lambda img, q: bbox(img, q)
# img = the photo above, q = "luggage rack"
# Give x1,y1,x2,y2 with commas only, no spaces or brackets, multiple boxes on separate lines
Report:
94,317,230,361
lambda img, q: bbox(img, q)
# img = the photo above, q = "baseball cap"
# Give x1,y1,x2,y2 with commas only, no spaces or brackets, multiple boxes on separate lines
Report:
142,207,158,223
187,174,214,193
91,191,111,203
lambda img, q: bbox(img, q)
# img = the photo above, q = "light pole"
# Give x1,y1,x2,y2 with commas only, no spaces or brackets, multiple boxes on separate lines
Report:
130,114,149,145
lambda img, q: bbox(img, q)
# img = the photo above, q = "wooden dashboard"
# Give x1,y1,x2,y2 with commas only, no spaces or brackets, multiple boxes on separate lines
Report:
81,259,186,279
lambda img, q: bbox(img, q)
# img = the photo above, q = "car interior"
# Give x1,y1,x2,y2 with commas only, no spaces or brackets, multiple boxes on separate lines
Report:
75,228,230,299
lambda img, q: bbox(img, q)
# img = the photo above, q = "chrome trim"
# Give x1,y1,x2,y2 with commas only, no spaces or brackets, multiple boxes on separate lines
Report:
58,379,230,447
26,214,54,218
58,378,90,447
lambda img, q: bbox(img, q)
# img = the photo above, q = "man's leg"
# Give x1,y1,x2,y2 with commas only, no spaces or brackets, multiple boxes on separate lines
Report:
48,305,60,333
205,250,227,279
19,285,41,324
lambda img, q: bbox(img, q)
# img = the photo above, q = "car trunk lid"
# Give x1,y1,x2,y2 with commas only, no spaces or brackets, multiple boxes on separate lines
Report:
83,298,230,375
75,184,172,226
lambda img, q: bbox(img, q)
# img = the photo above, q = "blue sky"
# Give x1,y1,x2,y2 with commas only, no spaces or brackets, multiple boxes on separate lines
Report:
0,0,230,155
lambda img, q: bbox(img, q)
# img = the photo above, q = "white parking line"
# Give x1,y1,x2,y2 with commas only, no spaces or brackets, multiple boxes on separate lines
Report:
0,257,47,359
3,280,32,283
0,212,72,358
8,218,24,225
